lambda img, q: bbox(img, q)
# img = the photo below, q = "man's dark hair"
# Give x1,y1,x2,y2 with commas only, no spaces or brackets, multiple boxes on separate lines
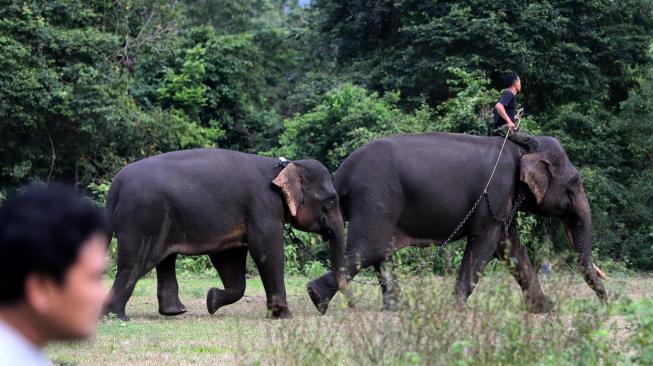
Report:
0,184,108,304
504,73,519,88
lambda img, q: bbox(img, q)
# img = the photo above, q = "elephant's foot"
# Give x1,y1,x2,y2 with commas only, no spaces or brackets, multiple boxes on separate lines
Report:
207,287,246,315
115,312,129,321
206,287,229,315
307,280,333,315
525,294,555,314
102,301,130,321
103,308,129,322
158,289,187,316
381,284,401,311
382,295,401,311
158,302,187,317
266,306,292,319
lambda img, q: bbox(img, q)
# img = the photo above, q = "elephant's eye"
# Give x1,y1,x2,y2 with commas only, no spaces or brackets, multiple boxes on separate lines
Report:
569,176,580,187
566,190,575,207
323,198,336,209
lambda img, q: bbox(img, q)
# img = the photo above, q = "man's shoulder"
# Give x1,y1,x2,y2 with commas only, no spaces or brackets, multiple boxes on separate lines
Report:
0,322,51,366
497,90,515,105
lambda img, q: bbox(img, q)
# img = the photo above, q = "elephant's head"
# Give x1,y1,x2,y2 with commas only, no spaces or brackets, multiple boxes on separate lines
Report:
519,137,607,300
273,160,347,289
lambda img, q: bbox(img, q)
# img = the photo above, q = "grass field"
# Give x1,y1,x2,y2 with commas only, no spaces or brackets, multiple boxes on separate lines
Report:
47,271,653,365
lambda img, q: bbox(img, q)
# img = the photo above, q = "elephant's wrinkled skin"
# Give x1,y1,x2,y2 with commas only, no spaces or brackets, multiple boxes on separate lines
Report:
307,132,607,314
103,149,346,320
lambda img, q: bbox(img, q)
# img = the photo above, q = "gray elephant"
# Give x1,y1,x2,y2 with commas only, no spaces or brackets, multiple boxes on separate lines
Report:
307,132,607,314
103,149,346,320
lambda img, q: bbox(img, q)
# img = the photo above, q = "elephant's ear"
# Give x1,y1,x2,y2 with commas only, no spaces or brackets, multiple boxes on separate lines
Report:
520,153,551,205
273,163,304,217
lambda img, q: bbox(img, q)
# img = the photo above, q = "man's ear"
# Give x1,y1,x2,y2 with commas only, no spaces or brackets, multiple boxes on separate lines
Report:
520,153,551,205
272,163,304,217
24,273,56,314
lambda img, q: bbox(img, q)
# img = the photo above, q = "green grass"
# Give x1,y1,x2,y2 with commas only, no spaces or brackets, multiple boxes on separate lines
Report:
47,275,329,365
46,272,653,365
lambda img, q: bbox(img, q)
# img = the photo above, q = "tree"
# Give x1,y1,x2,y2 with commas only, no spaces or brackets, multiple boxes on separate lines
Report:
275,69,495,170
311,0,653,112
0,1,215,193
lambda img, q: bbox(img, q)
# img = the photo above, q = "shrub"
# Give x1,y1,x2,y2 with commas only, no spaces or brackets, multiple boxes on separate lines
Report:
629,299,653,364
265,274,624,365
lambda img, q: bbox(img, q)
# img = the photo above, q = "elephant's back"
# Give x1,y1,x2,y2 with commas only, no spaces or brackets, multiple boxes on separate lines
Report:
384,132,504,159
335,137,402,196
108,149,274,227
119,149,264,174
114,148,273,188
337,133,510,181
335,132,521,226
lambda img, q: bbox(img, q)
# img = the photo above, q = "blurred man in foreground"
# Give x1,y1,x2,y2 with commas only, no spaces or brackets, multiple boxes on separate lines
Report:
0,185,109,366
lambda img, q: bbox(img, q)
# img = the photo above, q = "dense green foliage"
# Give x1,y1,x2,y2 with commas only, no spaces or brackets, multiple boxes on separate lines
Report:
312,0,653,111
0,0,652,270
0,1,217,192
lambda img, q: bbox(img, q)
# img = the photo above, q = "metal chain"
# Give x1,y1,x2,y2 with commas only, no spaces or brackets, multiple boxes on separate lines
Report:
285,226,330,268
285,189,526,287
284,189,490,287
282,122,526,288
485,191,526,228
504,192,526,230
358,189,489,286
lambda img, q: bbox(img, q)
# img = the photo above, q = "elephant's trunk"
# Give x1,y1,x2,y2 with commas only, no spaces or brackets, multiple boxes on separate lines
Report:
327,217,348,292
563,188,608,301
563,226,607,280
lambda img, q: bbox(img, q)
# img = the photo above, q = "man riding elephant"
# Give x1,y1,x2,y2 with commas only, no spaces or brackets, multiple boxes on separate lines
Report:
492,73,539,152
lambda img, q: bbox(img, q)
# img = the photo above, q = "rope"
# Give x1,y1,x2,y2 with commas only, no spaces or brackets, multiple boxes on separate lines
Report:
483,119,522,193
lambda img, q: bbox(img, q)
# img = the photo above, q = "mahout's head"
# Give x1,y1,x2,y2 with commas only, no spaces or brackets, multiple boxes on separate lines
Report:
0,184,109,341
505,73,521,93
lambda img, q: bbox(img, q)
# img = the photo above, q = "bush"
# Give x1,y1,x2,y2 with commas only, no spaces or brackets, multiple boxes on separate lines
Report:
629,299,653,364
265,274,625,365
273,83,433,170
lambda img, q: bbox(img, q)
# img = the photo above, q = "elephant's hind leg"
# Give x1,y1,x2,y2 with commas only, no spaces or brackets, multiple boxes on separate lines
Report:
105,235,164,321
156,253,186,316
207,248,247,315
496,225,554,313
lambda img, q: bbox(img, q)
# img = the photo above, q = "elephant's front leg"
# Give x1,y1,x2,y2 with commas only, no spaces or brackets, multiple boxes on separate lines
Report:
248,223,291,318
156,253,187,316
496,225,554,313
307,213,397,314
374,260,400,311
455,225,501,302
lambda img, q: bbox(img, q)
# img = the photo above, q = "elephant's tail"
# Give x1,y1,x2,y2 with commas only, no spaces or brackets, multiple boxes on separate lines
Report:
104,178,120,240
